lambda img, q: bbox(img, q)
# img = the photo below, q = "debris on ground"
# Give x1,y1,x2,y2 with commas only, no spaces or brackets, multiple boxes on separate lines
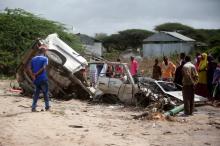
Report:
16,33,210,119
133,112,167,121
68,125,83,128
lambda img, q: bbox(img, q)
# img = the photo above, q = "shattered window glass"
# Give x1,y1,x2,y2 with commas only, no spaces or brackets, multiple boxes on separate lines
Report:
157,82,182,92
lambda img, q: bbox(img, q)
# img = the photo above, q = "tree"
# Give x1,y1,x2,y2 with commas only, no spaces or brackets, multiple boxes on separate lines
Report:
102,29,153,52
207,46,220,58
102,34,122,52
198,29,220,47
119,29,153,49
0,8,83,75
94,33,108,41
209,35,220,47
155,22,194,32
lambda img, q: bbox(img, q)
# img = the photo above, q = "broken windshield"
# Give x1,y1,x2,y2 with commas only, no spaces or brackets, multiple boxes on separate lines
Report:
157,82,182,92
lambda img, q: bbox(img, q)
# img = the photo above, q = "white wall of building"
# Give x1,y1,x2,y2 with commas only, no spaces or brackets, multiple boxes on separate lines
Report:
142,42,194,57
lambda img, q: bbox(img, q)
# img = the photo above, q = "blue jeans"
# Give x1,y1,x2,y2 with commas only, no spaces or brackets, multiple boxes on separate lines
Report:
32,80,50,110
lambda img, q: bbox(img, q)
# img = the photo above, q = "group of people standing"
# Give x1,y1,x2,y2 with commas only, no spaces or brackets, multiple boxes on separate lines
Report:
153,53,220,100
194,53,220,101
152,53,220,115
152,56,176,81
28,46,220,114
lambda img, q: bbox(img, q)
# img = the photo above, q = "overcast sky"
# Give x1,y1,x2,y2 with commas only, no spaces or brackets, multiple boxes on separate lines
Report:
0,0,220,36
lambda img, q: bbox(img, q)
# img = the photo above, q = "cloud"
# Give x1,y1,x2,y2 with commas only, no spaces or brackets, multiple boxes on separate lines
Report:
0,0,219,35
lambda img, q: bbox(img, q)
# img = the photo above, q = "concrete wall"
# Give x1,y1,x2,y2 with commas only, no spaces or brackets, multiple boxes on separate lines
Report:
142,42,194,57
85,42,103,56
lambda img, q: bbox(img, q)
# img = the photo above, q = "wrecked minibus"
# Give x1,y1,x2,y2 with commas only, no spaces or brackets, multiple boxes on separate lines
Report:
16,33,207,110
16,33,95,100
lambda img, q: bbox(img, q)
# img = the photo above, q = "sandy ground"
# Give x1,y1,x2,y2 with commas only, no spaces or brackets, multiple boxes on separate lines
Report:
0,80,220,146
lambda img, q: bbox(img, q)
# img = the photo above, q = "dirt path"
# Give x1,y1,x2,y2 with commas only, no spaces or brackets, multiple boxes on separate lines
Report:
0,80,220,146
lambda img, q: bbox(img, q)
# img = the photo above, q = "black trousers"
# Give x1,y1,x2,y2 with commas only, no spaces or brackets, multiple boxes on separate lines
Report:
182,85,194,115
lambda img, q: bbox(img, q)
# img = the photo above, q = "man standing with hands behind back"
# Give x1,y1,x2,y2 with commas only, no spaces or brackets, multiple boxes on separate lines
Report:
182,56,198,116
28,45,50,112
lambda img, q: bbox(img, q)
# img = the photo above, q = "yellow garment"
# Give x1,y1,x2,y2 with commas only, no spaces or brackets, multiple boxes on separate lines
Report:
161,61,176,79
198,53,207,84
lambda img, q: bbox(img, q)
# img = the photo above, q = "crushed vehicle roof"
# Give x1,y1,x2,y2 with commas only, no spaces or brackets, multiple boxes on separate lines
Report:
16,33,95,100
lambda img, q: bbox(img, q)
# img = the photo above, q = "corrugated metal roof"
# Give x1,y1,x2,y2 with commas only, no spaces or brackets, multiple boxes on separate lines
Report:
76,34,101,45
143,31,195,42
143,32,179,42
165,32,195,42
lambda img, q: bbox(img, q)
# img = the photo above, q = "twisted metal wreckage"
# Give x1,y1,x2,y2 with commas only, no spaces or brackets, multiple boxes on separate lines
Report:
16,34,207,116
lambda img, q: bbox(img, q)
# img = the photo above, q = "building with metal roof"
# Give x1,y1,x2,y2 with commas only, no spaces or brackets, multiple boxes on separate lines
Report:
142,31,195,57
76,33,103,56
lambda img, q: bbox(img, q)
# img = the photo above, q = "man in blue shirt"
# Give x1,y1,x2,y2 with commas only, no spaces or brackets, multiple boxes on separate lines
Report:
28,45,50,112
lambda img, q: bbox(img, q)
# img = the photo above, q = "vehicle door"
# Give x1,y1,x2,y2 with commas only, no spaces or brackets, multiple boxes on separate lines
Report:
117,64,135,103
